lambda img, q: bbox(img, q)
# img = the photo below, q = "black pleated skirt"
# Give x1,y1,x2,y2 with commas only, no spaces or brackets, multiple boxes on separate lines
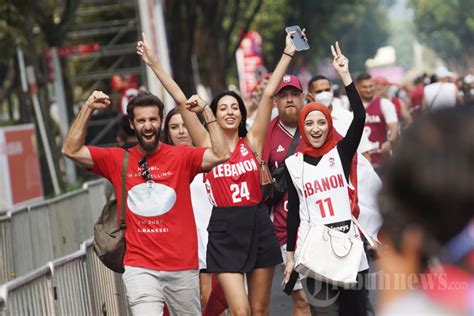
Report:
206,204,283,273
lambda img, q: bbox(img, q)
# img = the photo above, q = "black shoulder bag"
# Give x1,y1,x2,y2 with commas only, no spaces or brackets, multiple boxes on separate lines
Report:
266,128,300,207
93,151,129,273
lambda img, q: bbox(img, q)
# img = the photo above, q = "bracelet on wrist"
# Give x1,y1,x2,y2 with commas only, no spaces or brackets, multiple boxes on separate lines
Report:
283,51,294,58
205,119,217,125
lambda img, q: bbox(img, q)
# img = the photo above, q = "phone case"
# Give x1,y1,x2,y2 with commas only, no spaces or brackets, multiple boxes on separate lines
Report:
285,25,309,51
282,270,299,295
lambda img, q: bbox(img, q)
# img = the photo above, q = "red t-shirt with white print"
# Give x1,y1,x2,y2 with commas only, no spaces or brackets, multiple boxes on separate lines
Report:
87,143,206,271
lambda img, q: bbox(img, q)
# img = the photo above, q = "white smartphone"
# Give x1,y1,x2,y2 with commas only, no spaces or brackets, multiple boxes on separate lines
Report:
285,25,309,51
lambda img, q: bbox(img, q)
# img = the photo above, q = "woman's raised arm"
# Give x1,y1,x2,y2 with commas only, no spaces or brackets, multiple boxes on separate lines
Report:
137,33,210,147
247,30,307,156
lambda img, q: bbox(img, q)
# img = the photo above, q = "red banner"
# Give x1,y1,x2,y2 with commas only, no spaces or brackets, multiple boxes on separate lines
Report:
0,124,43,210
45,43,101,58
236,31,264,97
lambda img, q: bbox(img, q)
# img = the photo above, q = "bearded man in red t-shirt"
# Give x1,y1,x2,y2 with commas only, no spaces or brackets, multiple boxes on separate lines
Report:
62,90,230,315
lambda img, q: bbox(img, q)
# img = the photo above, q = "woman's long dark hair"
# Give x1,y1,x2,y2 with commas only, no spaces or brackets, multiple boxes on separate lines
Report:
209,91,248,137
161,107,181,145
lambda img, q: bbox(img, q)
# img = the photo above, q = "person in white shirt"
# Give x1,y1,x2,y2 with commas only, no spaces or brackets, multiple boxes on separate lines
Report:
307,74,375,162
422,66,463,110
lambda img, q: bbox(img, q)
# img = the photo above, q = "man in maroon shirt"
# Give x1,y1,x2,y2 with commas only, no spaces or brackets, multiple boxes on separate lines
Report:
263,75,310,315
356,73,398,172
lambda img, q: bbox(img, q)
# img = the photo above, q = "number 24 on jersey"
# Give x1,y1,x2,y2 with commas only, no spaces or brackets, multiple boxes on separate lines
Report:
230,182,250,203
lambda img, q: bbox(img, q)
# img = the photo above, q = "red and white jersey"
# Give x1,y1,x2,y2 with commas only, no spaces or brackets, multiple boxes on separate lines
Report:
205,138,262,206
286,148,369,271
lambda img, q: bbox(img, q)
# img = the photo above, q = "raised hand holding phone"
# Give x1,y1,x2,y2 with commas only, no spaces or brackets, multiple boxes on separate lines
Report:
285,25,309,51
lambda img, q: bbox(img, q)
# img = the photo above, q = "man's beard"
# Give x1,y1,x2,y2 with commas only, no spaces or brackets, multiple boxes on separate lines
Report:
136,128,161,153
279,108,299,127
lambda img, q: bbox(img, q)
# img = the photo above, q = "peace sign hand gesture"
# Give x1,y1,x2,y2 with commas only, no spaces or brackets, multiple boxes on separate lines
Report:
331,41,349,74
331,41,352,86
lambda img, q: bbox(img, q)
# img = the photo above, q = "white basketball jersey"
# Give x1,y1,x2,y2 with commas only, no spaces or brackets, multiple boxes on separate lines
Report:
286,148,369,271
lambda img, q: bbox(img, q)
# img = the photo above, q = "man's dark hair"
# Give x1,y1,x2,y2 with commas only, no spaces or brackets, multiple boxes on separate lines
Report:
120,115,134,136
308,75,332,90
379,107,474,255
414,76,424,85
210,90,248,137
126,90,165,121
355,73,372,84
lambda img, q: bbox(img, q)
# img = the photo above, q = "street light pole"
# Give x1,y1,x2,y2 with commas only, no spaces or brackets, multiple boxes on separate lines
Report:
25,64,61,196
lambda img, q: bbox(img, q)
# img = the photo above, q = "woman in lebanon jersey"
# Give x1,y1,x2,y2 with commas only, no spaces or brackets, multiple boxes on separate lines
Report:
138,30,308,314
284,42,369,316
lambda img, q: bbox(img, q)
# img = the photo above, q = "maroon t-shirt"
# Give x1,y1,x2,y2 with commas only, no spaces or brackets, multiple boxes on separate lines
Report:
365,97,388,165
263,118,303,246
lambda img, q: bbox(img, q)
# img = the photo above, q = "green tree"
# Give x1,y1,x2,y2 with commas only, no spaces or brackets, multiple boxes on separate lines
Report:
165,0,389,93
165,0,266,95
409,0,474,71
317,0,390,74
0,0,80,195
245,0,390,78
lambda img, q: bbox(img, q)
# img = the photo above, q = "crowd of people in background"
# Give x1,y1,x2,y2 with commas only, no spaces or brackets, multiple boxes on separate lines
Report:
61,28,473,316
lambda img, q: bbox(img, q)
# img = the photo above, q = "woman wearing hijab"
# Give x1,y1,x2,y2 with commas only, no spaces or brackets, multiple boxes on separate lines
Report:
283,42,369,316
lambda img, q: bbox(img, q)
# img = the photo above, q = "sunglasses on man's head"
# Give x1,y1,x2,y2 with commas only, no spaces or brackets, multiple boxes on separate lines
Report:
138,157,152,182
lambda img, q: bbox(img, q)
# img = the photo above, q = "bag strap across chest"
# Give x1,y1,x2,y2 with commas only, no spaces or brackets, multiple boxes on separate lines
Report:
285,128,300,160
120,151,130,227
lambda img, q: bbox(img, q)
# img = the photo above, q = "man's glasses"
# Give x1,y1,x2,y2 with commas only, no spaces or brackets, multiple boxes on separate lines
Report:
138,157,152,182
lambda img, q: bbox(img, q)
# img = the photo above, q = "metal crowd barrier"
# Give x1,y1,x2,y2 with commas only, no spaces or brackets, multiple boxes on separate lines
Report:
0,213,14,285
0,179,108,284
0,239,128,315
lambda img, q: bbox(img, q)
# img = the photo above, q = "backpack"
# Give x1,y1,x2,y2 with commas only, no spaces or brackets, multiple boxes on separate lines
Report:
93,151,129,273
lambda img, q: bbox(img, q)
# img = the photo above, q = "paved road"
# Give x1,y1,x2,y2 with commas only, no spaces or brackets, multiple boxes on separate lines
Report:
269,264,293,315
268,260,378,315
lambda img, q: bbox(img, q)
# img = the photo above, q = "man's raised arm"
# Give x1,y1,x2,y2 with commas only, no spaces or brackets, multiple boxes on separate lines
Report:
61,91,111,169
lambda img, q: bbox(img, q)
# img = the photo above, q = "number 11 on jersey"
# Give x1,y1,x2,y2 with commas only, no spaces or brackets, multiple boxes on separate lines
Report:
315,197,335,218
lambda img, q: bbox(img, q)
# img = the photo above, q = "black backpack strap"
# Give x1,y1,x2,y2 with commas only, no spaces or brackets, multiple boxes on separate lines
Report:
120,151,129,227
285,128,300,159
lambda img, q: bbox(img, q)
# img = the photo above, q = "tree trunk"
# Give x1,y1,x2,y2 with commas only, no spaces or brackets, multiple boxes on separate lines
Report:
166,0,197,97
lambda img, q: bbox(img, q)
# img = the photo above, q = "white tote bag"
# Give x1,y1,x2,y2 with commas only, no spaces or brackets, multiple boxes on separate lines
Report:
293,158,372,288
294,223,364,287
